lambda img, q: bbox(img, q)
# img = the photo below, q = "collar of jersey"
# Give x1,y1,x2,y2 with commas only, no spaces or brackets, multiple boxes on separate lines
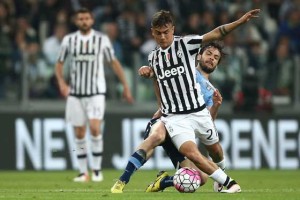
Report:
159,38,174,52
77,29,95,41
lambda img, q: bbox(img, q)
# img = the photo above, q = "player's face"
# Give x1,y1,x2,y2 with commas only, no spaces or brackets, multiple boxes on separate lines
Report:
76,13,94,33
197,47,220,74
151,23,174,49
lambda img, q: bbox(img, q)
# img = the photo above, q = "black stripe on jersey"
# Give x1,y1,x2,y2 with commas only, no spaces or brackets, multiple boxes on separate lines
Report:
180,39,201,109
74,35,78,57
187,38,202,44
75,61,82,94
80,40,84,55
153,50,167,112
91,54,97,94
167,47,182,113
96,37,102,94
85,41,90,94
92,35,96,54
158,51,172,113
178,39,194,109
189,48,199,56
174,41,187,111
104,47,113,62
164,50,180,113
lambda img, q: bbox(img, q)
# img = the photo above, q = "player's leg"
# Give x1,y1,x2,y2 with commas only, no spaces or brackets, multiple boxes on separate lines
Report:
111,120,166,193
73,126,89,182
205,142,225,169
205,142,226,191
87,95,105,182
164,113,241,193
192,110,241,193
66,96,89,182
146,134,208,192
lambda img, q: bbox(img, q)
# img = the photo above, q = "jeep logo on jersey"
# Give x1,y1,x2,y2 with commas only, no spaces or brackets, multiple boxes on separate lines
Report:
158,65,185,80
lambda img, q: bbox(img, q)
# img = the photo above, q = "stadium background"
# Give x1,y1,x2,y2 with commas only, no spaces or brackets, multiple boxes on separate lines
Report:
0,0,299,170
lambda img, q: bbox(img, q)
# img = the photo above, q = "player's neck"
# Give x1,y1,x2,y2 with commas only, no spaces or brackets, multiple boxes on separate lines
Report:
80,29,92,36
197,67,209,79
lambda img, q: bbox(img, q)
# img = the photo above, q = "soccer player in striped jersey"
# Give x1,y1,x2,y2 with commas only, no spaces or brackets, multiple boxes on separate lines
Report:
111,9,260,193
144,42,225,192
55,8,133,182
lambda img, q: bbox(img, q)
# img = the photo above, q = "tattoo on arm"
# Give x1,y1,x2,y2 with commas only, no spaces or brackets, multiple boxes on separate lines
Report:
219,25,229,36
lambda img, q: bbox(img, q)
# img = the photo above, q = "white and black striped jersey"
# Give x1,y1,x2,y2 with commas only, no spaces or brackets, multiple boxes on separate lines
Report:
58,29,115,97
148,35,205,114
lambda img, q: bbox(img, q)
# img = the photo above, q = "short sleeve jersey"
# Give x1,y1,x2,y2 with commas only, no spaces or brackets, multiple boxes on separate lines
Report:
58,29,115,97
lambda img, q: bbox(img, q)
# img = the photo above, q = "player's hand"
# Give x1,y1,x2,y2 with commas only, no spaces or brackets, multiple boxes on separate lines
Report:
58,82,69,98
213,89,222,107
123,86,134,104
138,66,154,78
239,9,260,24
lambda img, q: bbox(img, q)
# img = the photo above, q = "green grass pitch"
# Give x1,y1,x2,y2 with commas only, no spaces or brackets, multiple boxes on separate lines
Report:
0,169,299,200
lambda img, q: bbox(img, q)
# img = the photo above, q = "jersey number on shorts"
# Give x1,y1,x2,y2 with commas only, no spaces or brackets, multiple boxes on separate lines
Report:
206,129,217,140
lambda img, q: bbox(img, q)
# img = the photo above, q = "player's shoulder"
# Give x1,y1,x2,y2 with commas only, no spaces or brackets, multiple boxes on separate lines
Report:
93,30,108,38
183,34,203,43
148,46,160,58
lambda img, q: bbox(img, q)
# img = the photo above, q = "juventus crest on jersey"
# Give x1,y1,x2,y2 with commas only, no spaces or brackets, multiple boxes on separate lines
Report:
148,35,206,114
58,29,115,97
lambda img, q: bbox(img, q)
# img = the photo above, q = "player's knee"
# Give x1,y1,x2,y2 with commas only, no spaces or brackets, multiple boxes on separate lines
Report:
183,151,201,164
90,127,100,136
149,131,165,145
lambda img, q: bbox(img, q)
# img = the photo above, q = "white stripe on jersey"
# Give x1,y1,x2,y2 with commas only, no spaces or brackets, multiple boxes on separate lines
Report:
58,29,115,97
148,35,206,114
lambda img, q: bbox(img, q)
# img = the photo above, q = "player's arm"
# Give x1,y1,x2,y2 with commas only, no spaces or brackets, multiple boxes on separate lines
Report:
55,61,69,98
209,89,222,120
202,9,260,43
110,59,134,103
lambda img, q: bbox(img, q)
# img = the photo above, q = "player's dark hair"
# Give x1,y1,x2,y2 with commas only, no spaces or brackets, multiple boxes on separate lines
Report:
198,41,226,64
151,10,174,28
75,7,94,18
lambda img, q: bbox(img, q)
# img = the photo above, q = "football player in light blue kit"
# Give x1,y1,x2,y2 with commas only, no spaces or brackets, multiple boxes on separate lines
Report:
145,42,226,192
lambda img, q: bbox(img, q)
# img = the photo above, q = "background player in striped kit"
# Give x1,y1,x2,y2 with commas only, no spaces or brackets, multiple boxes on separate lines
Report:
145,42,225,192
111,8,260,193
55,8,134,182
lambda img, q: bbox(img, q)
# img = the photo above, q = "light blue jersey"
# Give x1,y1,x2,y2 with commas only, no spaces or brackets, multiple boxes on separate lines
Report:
196,70,216,107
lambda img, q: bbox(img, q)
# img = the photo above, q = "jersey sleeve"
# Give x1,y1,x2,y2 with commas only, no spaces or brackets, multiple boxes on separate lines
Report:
57,36,69,62
148,51,155,68
183,35,203,56
102,35,116,63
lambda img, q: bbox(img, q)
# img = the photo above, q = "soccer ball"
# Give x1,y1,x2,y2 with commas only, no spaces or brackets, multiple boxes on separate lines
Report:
173,167,201,193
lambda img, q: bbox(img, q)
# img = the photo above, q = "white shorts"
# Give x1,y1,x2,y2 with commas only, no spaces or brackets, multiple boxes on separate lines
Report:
161,108,219,149
66,95,105,126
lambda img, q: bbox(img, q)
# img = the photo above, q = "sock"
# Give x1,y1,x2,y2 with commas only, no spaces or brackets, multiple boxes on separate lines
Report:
75,138,88,174
216,158,226,171
91,134,103,172
209,168,232,187
160,176,174,190
120,149,146,183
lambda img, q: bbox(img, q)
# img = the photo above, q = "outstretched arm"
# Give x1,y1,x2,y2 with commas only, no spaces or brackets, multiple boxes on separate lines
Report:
202,9,260,43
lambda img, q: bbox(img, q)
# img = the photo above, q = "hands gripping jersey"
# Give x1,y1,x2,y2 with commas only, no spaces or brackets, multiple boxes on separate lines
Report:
58,29,115,97
148,35,206,114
